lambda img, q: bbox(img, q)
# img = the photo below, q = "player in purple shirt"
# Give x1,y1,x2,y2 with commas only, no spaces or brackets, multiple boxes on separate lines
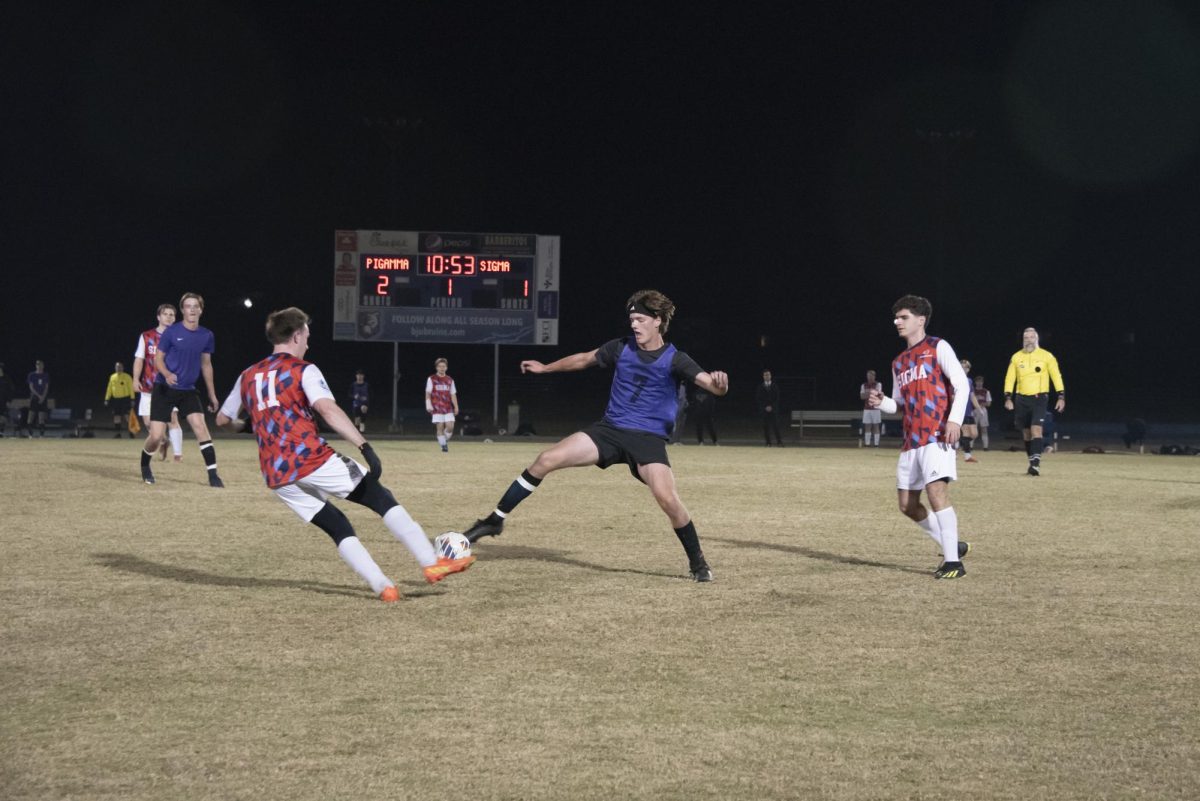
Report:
139,292,225,488
460,289,729,582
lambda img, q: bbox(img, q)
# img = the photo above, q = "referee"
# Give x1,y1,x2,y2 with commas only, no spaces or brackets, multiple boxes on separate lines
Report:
1003,327,1065,476
104,361,136,438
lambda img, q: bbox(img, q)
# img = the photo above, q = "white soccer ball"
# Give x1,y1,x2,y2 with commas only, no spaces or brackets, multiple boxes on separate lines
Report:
434,532,472,561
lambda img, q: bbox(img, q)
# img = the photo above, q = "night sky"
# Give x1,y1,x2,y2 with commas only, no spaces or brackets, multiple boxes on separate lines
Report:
6,1,1200,423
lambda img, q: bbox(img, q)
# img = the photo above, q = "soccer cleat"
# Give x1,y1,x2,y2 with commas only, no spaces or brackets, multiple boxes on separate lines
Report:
423,555,477,584
1027,465,1040,477
174,455,183,463
963,454,977,462
463,517,504,543
441,444,448,453
934,561,966,579
379,585,401,602
958,541,970,560
691,564,714,582
141,466,155,485
209,474,225,488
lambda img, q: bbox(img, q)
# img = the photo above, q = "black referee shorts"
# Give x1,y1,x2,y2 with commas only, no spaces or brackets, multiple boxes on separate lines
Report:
582,421,670,482
1014,393,1048,429
109,397,132,416
150,383,204,423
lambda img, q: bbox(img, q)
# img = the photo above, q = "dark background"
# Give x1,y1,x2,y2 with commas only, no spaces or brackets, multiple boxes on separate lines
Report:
5,1,1199,427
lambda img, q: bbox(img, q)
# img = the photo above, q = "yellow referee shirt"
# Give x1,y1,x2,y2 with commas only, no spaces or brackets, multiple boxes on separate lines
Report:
1004,348,1064,396
105,372,135,401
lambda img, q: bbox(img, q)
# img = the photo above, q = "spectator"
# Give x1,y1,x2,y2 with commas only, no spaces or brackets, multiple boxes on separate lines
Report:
692,386,718,446
755,369,784,447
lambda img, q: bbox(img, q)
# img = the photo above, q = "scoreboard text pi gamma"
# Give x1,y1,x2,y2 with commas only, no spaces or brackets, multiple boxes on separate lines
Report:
332,230,560,345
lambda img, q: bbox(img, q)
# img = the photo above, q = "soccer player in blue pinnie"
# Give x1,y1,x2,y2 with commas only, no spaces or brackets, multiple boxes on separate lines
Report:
461,289,729,582
139,292,225,488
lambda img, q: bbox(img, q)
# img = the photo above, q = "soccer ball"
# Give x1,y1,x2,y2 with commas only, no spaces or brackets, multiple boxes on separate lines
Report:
434,532,472,561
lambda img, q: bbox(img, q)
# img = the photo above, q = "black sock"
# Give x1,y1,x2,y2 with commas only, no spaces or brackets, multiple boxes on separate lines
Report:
962,436,973,454
199,439,219,473
1030,437,1043,464
497,469,542,514
141,450,152,469
1025,440,1033,456
674,521,705,569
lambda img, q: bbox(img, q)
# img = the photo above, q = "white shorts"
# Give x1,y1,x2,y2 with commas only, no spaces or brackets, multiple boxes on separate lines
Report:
139,393,178,418
431,413,455,424
896,441,958,491
273,454,368,522
862,409,882,425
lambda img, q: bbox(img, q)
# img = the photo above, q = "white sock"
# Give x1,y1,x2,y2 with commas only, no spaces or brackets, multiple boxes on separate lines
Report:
934,507,960,563
383,506,437,567
873,433,880,446
437,434,446,447
915,512,942,547
169,427,183,456
336,536,392,593
864,432,870,446
445,430,453,441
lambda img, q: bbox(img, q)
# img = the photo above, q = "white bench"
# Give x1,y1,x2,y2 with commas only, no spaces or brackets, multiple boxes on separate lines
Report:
789,409,902,438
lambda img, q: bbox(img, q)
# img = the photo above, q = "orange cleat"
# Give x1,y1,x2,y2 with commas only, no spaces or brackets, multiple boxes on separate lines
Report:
379,585,401,602
423,555,476,584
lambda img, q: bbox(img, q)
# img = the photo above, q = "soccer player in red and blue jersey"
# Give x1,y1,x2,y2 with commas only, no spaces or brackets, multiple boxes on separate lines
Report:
424,358,458,452
461,289,729,582
215,307,474,602
867,295,972,579
132,303,184,461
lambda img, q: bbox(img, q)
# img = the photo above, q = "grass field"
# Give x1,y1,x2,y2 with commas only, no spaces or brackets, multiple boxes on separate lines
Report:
2,437,1198,800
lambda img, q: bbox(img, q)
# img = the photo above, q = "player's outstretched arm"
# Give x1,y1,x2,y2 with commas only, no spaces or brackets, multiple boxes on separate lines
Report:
214,411,244,432
201,354,219,412
215,380,245,432
521,349,599,374
313,397,367,449
154,349,176,386
314,397,381,477
694,370,729,397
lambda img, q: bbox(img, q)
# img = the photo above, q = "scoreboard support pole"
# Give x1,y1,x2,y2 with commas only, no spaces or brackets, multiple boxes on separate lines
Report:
391,342,400,433
493,344,500,429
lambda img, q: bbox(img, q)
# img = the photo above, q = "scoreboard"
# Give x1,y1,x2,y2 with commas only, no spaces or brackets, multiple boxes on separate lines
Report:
333,230,560,345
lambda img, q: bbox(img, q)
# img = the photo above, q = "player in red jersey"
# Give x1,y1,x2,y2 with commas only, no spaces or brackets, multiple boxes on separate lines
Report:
867,295,972,579
132,304,184,461
424,358,459,452
215,307,474,602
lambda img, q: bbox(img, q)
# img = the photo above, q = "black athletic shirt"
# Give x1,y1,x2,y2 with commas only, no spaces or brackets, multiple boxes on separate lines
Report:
594,338,703,384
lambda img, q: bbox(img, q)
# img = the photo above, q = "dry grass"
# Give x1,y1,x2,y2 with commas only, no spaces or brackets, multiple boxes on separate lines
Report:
2,437,1198,800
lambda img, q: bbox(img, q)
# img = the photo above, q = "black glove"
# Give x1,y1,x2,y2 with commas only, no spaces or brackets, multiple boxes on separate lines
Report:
360,442,382,480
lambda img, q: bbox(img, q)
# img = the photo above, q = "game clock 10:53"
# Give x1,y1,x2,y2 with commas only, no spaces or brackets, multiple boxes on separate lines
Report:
420,254,523,275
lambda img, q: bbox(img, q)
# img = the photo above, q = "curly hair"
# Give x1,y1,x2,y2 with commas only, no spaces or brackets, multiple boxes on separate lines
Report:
891,294,932,323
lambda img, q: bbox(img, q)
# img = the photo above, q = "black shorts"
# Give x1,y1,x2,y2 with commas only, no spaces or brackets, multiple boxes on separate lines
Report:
150,383,204,422
1014,393,1048,429
109,397,132,416
583,422,670,482
29,397,49,415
